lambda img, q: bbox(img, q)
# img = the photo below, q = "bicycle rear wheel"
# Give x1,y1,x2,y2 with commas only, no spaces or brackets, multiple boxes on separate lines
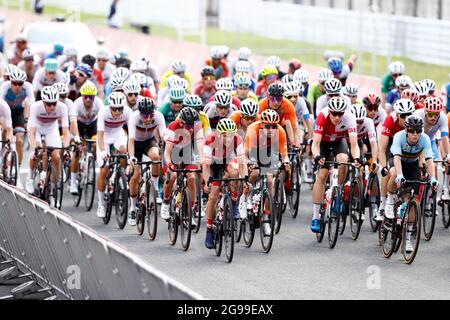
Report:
441,200,450,228
180,190,193,251
328,186,341,249
243,190,258,248
146,179,158,241
422,186,436,241
274,176,284,234
260,190,275,253
368,174,381,232
288,163,301,218
84,155,96,211
402,200,421,264
136,202,145,236
115,170,128,229
5,151,18,186
168,192,179,246
380,217,397,258
349,180,363,240
103,182,113,225
223,196,234,262
214,220,223,257
72,162,82,207
193,174,202,234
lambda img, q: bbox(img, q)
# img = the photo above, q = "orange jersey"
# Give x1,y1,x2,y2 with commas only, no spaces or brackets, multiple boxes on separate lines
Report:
245,121,288,155
258,98,298,129
229,111,261,129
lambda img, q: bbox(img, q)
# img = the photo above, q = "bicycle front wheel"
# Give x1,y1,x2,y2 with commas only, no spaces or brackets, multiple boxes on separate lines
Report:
368,174,381,232
180,190,193,251
288,163,301,218
422,186,437,241
243,190,258,248
146,179,158,241
84,155,96,211
115,170,128,229
349,180,363,240
260,190,275,253
328,186,341,249
223,196,234,262
168,192,179,246
402,200,421,264
274,176,284,234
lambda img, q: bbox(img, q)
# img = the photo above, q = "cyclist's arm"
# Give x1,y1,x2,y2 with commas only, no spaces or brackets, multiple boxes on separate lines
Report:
349,133,360,160
195,126,204,164
393,155,403,178
70,117,79,138
128,138,135,159
164,143,174,166
29,127,37,152
62,127,70,148
97,131,105,152
422,135,436,180
378,135,389,168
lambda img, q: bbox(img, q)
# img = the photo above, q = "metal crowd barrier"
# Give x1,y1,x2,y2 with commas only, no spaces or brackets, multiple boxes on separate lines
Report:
0,181,202,300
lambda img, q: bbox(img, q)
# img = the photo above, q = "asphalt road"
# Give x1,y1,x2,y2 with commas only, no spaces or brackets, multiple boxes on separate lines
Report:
16,168,450,300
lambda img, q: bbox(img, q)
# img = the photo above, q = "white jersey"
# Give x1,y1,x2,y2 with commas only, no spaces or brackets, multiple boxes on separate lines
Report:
371,107,387,127
97,106,132,136
125,100,139,112
356,118,377,142
62,98,76,118
315,94,352,115
0,99,12,128
73,96,104,125
0,81,35,109
32,68,67,92
295,98,310,122
157,86,170,106
28,101,68,135
413,108,448,140
128,110,166,142
203,101,239,118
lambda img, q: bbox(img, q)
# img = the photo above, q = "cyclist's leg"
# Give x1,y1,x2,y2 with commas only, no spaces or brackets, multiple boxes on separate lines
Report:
96,141,111,208
11,109,25,168
46,129,62,185
129,140,145,214
334,139,349,185
385,163,399,219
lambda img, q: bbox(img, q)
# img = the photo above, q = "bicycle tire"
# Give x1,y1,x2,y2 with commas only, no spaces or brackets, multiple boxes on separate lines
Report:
289,163,301,218
115,170,128,229
260,190,275,253
368,174,381,232
146,178,158,241
274,176,284,234
422,186,437,241
73,161,83,207
193,174,202,234
55,161,64,210
349,179,363,241
402,200,421,264
328,186,341,249
243,190,258,248
84,155,96,211
103,176,113,225
316,201,326,243
136,202,145,236
441,200,450,228
235,218,243,243
223,195,234,262
180,190,193,251
380,217,397,258
214,219,223,257
168,192,179,246
4,151,18,186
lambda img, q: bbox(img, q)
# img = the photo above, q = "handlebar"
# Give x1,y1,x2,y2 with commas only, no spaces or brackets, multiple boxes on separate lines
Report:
169,166,202,173
137,160,162,166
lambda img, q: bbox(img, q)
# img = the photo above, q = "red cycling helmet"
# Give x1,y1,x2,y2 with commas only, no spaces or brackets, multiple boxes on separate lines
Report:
424,96,443,113
362,93,381,107
401,89,419,104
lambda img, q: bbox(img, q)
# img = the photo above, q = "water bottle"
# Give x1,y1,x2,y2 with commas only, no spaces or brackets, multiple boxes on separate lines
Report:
252,193,261,215
396,203,407,225
217,197,224,221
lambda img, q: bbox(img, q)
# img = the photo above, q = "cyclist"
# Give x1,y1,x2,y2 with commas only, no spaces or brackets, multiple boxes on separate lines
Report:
52,81,76,137
193,66,216,105
244,109,290,234
160,107,204,222
378,99,415,220
401,88,420,110
160,60,192,92
178,94,211,136
2,64,16,83
104,67,130,101
158,86,186,127
127,97,166,225
315,78,352,116
362,93,387,128
307,68,334,115
311,97,360,233
385,115,437,253
131,72,156,99
229,47,257,79
123,80,141,111
25,86,70,194
385,75,412,113
96,92,132,218
45,43,64,60
67,64,93,101
204,90,238,130
229,98,260,139
0,68,35,181
232,74,258,102
328,54,357,86
156,75,188,106
81,54,104,100
202,118,247,248
342,83,361,105
138,55,160,90
205,46,229,79
96,49,116,91
8,34,28,66
264,56,285,81
259,82,301,147
381,61,405,107
68,81,103,195
294,69,310,99
413,81,430,109
17,49,39,83
256,65,279,100
58,47,79,72
32,58,66,100
208,77,241,109
288,58,302,75
232,60,256,92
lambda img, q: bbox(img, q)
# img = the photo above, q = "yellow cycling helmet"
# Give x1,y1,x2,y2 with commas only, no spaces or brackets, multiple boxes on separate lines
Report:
80,80,98,96
261,65,278,78
217,118,237,134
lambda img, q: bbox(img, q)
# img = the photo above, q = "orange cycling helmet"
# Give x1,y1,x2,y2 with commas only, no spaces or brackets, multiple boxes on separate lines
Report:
260,109,280,124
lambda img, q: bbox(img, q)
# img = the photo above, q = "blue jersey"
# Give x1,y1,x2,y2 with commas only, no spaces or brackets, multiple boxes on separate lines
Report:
390,130,433,163
386,89,401,107
445,83,450,112
232,78,256,92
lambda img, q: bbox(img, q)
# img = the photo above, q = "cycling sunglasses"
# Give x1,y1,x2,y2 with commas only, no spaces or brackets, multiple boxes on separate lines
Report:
97,58,109,62
399,113,412,119
407,128,421,134
47,71,56,76
269,96,283,103
285,95,298,100
127,93,139,97
238,85,251,90
263,124,277,130
266,75,278,81
44,102,57,107
183,123,194,130
392,73,403,77
83,95,95,100
330,111,345,117
171,100,183,105
357,119,364,125
11,81,24,86
203,76,215,81
216,104,230,109
111,107,124,113
243,115,256,121
426,112,440,119
366,105,379,112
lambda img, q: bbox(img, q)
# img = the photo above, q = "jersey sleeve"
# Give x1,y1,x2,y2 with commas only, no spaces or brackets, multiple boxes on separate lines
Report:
366,119,377,142
278,126,288,155
203,133,214,164
27,102,38,128
381,115,395,137
284,100,298,129
422,134,434,160
0,101,12,128
25,82,35,104
235,135,245,162
314,112,326,135
97,108,106,132
390,132,403,156
155,111,167,139
195,121,204,143
440,113,449,137
127,113,137,140
60,103,69,128
381,74,390,94
0,82,8,100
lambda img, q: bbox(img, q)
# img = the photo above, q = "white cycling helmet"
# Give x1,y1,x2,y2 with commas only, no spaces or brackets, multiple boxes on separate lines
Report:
52,82,69,95
214,90,232,106
294,69,309,83
216,77,234,91
131,72,147,86
327,97,348,113
64,46,78,57
110,77,127,91
171,60,186,73
413,81,429,97
394,98,415,115
318,68,334,83
350,104,367,121
108,92,126,108
266,55,281,69
395,75,412,88
209,46,223,59
9,68,27,82
235,60,251,74
96,49,110,60
123,80,141,94
281,74,295,85
41,86,59,103
283,81,303,96
343,83,359,97
422,79,436,93
219,45,230,57
238,47,251,61
113,67,130,82
3,64,17,77
324,78,342,94
388,61,405,75
171,77,188,90
130,60,147,73
240,99,259,117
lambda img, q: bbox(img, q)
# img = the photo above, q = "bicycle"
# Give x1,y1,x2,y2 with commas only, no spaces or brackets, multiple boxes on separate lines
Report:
380,179,428,264
316,161,353,249
167,165,202,251
103,154,129,229
241,166,275,253
438,161,450,228
0,140,18,186
363,161,381,233
421,162,438,241
274,163,289,234
285,146,301,218
71,139,97,211
209,176,247,263
134,160,161,240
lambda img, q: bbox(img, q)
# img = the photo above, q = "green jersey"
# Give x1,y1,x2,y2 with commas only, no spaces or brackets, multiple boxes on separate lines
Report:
381,74,395,94
307,83,325,117
158,102,179,127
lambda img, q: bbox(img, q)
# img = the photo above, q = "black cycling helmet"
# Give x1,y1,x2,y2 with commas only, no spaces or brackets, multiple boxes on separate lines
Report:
267,82,285,97
81,54,96,68
115,56,131,69
138,97,156,115
405,115,424,130
201,65,215,77
179,107,199,125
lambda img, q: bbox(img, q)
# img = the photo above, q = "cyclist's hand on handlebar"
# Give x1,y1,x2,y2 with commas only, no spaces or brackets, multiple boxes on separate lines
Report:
430,177,439,190
354,158,362,169
314,155,325,167
395,174,405,188
381,167,389,177
100,150,109,161
370,162,379,173
128,156,138,166
73,136,81,144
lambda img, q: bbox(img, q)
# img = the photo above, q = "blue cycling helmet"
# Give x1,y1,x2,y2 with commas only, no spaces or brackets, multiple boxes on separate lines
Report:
53,43,64,54
328,57,343,74
76,63,93,78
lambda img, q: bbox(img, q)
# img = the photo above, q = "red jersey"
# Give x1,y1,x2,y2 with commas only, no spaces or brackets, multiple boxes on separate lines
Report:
203,131,244,164
381,112,403,137
164,119,204,147
314,108,357,142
